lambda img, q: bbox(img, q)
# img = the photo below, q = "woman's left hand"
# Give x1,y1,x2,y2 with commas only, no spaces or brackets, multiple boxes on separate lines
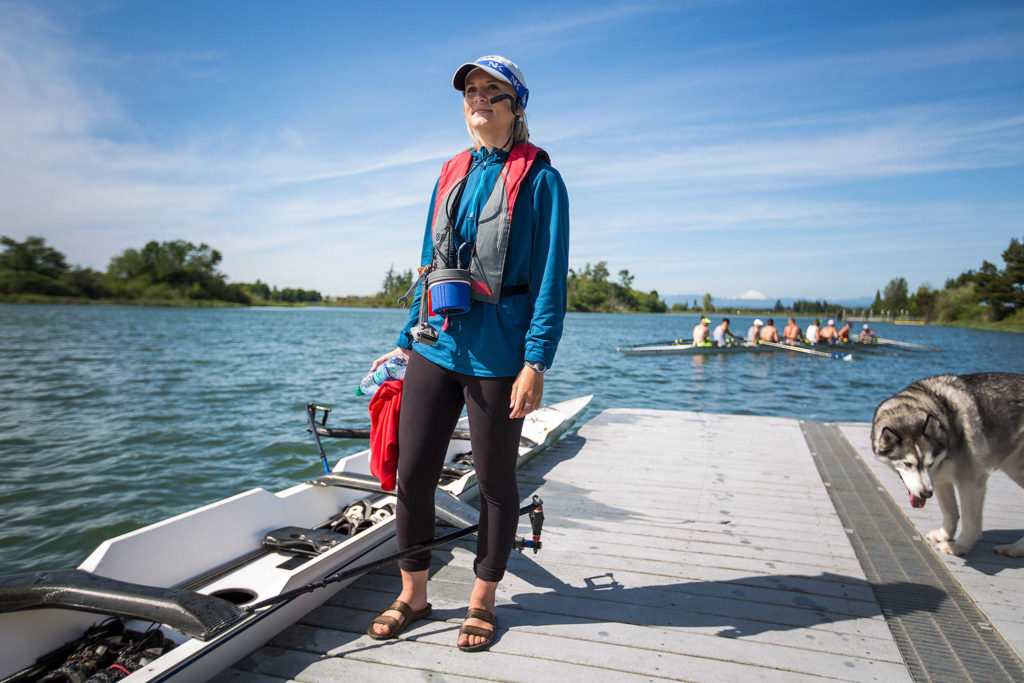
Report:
509,365,544,418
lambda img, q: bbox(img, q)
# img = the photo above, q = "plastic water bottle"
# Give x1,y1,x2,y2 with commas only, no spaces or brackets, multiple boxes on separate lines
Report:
355,355,407,397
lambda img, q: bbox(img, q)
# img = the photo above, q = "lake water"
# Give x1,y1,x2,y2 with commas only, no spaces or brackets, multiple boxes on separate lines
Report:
1,304,1022,575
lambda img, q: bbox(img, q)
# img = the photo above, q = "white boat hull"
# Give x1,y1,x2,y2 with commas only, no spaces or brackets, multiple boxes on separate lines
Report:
0,395,592,682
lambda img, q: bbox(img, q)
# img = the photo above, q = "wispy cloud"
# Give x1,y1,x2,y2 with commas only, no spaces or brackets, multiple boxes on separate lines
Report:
592,116,1023,185
504,1,670,41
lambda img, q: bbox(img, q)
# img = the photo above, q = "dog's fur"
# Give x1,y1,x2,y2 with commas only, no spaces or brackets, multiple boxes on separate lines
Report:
872,372,1024,556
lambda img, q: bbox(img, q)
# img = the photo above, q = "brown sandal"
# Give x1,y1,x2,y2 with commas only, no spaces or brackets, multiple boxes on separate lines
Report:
457,607,497,652
366,599,432,640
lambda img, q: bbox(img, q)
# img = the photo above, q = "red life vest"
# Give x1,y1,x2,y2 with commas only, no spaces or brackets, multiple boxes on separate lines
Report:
430,143,549,304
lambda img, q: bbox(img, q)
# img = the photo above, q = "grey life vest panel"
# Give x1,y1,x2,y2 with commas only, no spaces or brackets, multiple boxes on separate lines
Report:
430,143,549,304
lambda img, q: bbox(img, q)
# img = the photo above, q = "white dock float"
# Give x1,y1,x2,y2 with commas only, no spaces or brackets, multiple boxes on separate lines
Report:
216,409,1024,682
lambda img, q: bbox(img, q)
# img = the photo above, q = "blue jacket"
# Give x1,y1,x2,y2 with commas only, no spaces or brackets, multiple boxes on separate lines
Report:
397,146,569,377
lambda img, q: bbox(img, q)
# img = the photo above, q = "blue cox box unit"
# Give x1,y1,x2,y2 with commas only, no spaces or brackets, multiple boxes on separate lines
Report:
429,269,472,315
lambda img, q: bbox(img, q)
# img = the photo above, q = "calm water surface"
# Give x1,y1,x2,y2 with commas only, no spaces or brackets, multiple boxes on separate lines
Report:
1,304,1022,574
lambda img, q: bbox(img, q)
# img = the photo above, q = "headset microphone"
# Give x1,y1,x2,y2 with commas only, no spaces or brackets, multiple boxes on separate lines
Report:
489,94,514,106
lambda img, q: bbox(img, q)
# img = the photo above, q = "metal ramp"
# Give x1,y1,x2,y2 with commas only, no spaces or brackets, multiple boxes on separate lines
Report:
801,420,1024,681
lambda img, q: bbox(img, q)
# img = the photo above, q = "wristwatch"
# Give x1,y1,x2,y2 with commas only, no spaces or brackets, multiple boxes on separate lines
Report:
524,361,548,374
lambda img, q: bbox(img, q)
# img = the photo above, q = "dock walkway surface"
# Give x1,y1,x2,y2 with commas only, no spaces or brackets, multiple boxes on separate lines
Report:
217,409,1024,681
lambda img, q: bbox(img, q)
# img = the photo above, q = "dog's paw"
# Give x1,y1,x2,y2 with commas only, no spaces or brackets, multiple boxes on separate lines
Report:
936,540,969,555
994,542,1024,558
926,528,951,543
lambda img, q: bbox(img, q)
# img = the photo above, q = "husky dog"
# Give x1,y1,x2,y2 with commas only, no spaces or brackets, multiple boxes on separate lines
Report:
872,372,1024,556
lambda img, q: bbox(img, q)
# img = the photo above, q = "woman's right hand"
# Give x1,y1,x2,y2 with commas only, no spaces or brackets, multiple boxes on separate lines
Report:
370,347,410,371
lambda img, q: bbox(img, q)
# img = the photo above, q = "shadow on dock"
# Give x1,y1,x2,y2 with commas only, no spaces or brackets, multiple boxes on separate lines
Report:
504,560,946,638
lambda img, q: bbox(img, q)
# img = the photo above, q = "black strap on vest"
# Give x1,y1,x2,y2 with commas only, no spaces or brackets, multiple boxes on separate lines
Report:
500,283,530,297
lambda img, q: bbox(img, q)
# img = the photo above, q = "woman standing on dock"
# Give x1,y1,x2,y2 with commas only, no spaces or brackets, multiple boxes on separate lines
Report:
365,55,570,652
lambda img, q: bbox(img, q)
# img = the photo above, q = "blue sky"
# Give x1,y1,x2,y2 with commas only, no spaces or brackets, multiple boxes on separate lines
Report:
2,1,1022,301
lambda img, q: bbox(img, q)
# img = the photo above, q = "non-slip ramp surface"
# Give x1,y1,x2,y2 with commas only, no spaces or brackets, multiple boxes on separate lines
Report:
801,420,1024,682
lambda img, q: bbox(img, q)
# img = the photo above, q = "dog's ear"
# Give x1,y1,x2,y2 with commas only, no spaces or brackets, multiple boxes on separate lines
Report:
923,413,947,442
876,426,900,454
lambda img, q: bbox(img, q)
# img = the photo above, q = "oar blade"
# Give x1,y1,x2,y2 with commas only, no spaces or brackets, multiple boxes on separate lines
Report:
871,336,939,351
619,338,692,350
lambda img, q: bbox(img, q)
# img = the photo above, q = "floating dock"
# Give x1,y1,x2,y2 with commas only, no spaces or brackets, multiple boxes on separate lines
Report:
216,409,1024,681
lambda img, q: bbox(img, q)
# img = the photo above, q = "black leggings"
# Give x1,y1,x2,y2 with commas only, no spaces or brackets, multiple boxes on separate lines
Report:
396,349,523,582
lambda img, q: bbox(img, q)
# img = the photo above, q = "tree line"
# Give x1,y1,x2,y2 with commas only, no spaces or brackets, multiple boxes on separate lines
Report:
567,262,667,313
0,236,321,305
331,265,415,307
872,235,1023,324
671,294,846,317
8,232,1020,326
351,262,670,313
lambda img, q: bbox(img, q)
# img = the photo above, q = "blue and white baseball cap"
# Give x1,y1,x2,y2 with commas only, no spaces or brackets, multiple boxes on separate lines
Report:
452,55,529,110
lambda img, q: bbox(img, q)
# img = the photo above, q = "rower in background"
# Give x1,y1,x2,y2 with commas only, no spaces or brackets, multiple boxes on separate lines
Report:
859,324,877,342
783,317,803,343
819,319,839,343
713,318,741,347
759,318,780,343
837,321,852,342
746,318,763,344
806,318,821,344
692,316,712,346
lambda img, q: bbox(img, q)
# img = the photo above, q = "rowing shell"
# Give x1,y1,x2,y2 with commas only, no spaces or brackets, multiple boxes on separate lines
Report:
0,395,592,682
618,337,889,357
617,341,766,357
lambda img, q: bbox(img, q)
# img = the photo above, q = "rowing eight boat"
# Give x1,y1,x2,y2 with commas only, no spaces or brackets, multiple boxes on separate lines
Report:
617,339,877,357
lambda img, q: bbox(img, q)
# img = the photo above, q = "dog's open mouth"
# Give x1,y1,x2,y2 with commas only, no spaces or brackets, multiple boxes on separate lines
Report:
910,495,927,508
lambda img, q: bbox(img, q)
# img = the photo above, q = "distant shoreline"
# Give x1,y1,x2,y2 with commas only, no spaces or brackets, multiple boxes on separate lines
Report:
4,295,1022,333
